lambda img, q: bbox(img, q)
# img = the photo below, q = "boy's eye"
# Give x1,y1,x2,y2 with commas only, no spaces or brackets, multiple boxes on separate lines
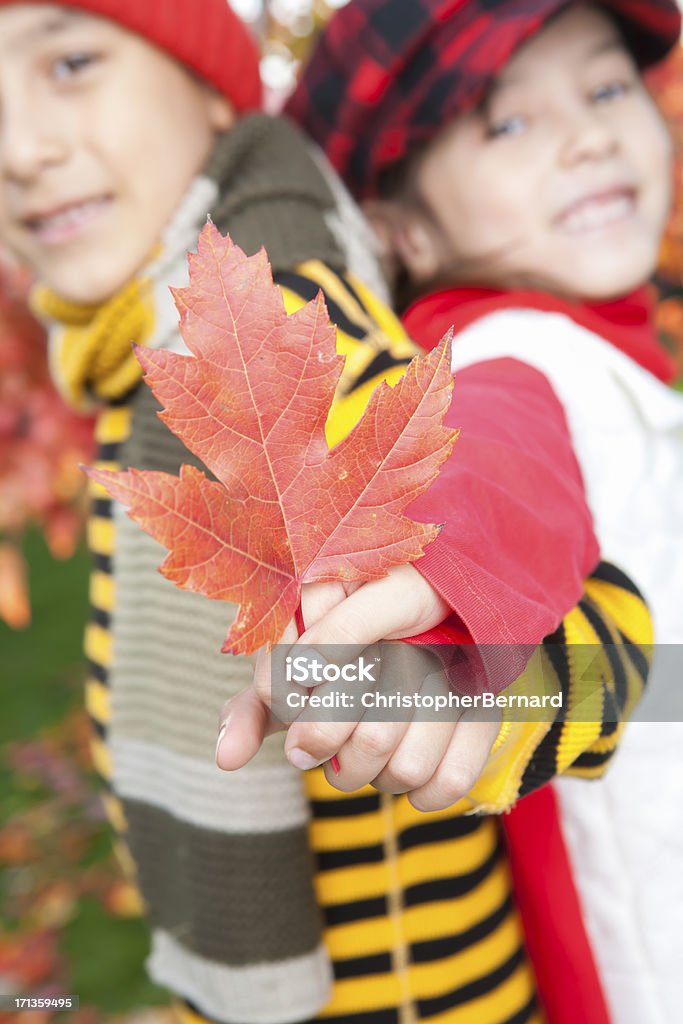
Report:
486,114,528,140
591,80,632,102
52,53,98,80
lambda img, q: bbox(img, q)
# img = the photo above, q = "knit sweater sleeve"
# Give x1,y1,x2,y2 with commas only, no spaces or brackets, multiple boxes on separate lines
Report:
450,562,652,813
398,354,603,693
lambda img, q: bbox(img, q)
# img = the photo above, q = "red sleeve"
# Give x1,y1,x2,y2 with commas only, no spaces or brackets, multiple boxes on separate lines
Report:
402,357,599,689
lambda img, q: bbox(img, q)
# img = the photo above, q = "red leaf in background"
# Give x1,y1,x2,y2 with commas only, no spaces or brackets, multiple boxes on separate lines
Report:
0,260,95,628
86,225,457,655
648,44,683,380
0,930,61,988
0,543,30,629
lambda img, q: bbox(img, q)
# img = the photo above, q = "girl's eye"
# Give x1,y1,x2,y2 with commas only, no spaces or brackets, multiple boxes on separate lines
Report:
486,114,528,140
592,80,632,102
52,53,98,80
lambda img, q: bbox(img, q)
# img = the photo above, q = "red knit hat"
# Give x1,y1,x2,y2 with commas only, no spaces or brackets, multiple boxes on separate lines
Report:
0,0,262,112
287,0,681,198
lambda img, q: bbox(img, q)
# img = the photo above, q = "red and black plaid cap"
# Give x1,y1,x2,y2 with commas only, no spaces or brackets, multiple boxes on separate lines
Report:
286,0,681,198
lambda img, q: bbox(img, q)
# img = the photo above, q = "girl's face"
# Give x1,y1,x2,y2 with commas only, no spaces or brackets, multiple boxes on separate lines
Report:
389,4,674,302
0,4,234,303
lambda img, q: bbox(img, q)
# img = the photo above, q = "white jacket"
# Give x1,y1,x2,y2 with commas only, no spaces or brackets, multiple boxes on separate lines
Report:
450,309,683,1024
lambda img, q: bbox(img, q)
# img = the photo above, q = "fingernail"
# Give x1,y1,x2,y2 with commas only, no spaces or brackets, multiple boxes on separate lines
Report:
215,721,227,761
329,755,341,775
287,747,323,771
295,647,329,673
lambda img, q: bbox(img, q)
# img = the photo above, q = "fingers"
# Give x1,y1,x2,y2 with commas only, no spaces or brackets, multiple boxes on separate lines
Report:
334,718,449,794
224,578,495,815
215,686,284,771
300,581,350,631
252,616,302,708
284,644,449,787
282,652,382,770
281,637,406,772
282,638,442,777
284,715,367,772
248,582,366,772
406,709,501,812
297,565,449,660
259,572,448,768
252,581,351,708
216,683,499,812
285,709,498,811
222,651,499,814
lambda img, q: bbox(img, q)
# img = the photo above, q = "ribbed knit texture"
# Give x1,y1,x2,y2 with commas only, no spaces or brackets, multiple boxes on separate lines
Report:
33,276,155,410
37,115,652,1023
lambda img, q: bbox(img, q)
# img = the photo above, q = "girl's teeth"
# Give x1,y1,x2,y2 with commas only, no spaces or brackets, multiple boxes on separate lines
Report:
561,195,634,233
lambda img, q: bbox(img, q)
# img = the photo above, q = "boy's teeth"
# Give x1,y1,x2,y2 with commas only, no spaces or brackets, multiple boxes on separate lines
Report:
33,198,105,231
561,195,634,233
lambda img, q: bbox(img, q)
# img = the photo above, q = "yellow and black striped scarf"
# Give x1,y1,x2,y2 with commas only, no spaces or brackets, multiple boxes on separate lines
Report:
32,276,155,410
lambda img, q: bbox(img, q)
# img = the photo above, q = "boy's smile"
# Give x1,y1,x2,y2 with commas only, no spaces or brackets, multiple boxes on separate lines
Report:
21,193,113,246
0,4,234,304
380,4,674,303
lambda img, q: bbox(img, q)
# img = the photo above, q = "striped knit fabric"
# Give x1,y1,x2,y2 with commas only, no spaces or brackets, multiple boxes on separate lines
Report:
80,260,652,1024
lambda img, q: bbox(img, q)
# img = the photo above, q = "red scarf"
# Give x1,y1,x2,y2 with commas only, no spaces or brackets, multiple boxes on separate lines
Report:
404,284,676,384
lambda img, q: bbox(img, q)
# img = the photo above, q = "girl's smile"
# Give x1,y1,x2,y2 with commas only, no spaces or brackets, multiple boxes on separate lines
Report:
553,184,637,234
371,5,674,303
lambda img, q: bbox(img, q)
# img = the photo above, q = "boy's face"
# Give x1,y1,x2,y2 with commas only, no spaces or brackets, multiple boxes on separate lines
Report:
389,4,674,302
0,4,234,304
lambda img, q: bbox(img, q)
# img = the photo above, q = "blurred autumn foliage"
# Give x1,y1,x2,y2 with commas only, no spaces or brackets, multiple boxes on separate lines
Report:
0,707,167,1024
0,261,94,630
649,42,683,384
238,0,350,101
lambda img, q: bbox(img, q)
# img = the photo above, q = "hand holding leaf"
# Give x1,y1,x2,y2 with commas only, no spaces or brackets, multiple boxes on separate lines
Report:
85,224,457,655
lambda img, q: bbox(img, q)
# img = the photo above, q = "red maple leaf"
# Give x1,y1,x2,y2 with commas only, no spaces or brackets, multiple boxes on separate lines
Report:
85,224,457,655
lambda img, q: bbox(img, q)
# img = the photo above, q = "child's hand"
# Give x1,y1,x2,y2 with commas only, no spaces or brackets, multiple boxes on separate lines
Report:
216,566,501,811
296,563,450,644
217,676,499,811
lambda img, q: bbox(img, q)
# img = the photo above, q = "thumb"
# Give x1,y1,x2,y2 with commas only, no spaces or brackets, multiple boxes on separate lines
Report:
215,685,284,771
